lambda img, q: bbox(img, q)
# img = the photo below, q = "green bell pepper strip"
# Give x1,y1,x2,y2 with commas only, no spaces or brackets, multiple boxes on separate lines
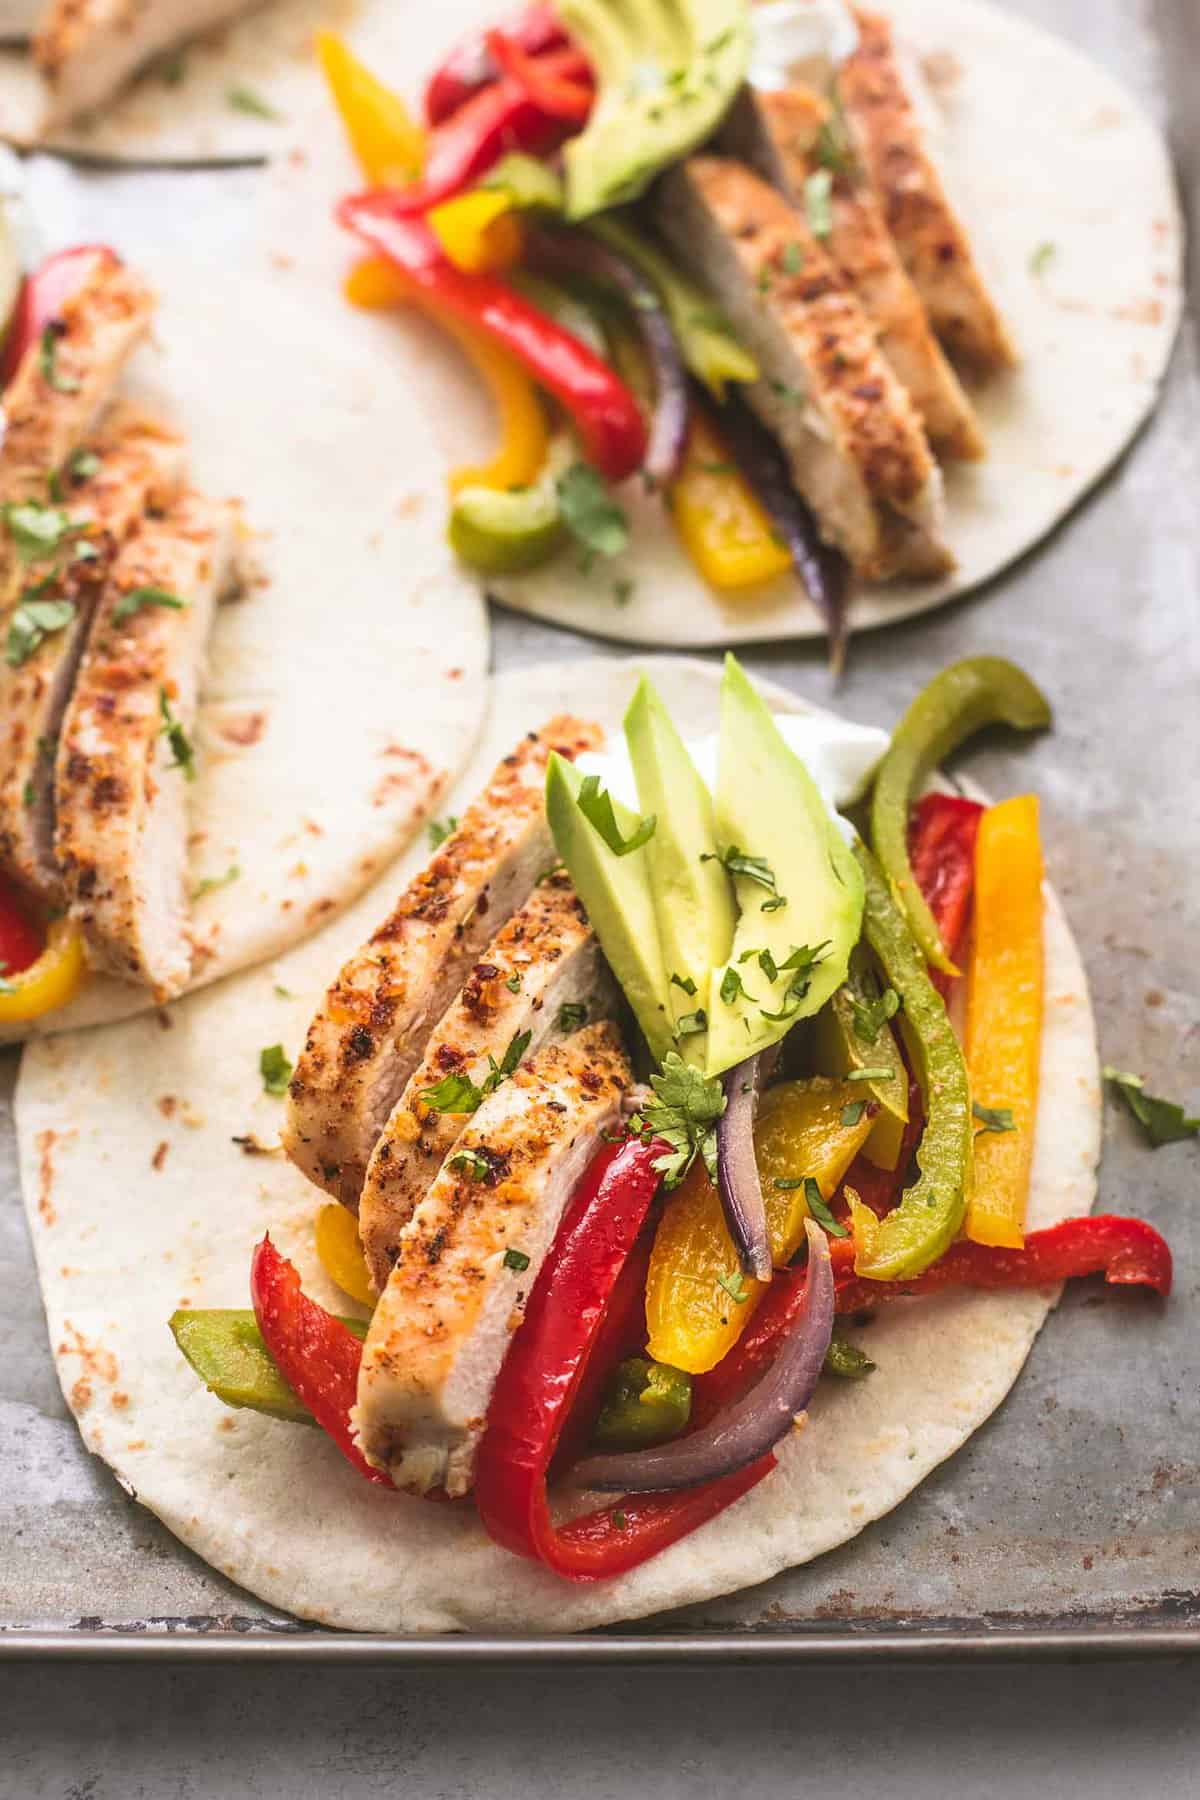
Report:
851,843,974,1282
586,214,760,398
591,1355,692,1450
170,1308,368,1425
869,657,1051,974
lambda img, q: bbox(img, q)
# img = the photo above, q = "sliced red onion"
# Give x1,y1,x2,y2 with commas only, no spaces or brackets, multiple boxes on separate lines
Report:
526,225,689,485
717,1052,773,1282
571,1219,834,1493
715,393,850,676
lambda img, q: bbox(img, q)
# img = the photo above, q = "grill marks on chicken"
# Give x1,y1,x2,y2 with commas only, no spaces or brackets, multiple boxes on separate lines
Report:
54,490,238,995
656,155,952,581
726,85,984,462
283,718,604,1211
357,870,617,1292
354,1022,632,1498
839,9,1017,374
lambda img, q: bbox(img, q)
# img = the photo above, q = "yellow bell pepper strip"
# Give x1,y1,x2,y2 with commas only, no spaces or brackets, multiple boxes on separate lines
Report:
428,190,526,274
667,408,792,591
314,1202,376,1308
0,914,86,1023
964,796,1044,1248
645,1077,874,1374
850,843,974,1282
870,657,1051,975
345,255,549,495
316,32,425,184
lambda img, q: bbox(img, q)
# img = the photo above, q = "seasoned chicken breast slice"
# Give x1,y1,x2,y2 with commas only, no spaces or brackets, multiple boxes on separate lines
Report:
839,10,1017,372
355,1021,632,1497
33,0,264,130
0,413,187,902
655,156,951,582
0,256,154,579
725,85,984,460
53,489,237,995
284,717,604,1211
358,870,617,1292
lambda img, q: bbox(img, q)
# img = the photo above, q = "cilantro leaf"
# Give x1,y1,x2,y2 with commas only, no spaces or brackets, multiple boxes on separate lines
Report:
113,586,188,623
577,773,656,857
447,1148,491,1182
702,844,780,897
6,592,76,667
781,241,805,274
40,323,80,394
503,1246,531,1272
840,1100,867,1127
2,500,77,564
675,1008,708,1037
428,815,458,849
67,448,101,484
824,1330,875,1380
556,462,630,559
852,985,900,1045
227,84,282,119
640,1051,726,1189
804,168,834,239
419,1072,484,1115
804,1177,848,1238
671,972,698,996
557,1002,588,1032
1104,1067,1199,1147
158,688,196,781
716,1268,750,1306
973,1102,1016,1135
259,1044,293,1096
1030,241,1057,276
505,972,522,993
191,865,240,902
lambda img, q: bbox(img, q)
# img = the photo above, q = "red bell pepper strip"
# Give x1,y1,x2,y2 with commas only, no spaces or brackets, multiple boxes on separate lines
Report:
834,1215,1174,1315
475,1136,774,1580
550,1224,654,1477
425,2,567,124
908,793,983,997
249,1235,393,1488
388,51,590,216
0,875,44,976
0,243,118,390
337,201,648,482
486,28,593,121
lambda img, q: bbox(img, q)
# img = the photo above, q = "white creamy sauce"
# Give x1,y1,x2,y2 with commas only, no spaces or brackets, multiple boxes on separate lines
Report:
577,709,888,845
748,0,859,90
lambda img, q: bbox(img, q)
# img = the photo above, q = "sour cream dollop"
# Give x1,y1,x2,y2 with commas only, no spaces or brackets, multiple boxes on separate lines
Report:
748,0,859,90
577,708,888,846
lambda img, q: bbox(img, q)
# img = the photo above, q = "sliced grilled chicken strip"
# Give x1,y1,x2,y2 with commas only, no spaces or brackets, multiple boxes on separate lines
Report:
357,870,617,1293
0,414,187,902
654,156,951,582
53,490,237,996
33,0,263,130
724,85,984,461
355,1021,632,1497
839,10,1017,372
284,717,603,1211
0,257,154,584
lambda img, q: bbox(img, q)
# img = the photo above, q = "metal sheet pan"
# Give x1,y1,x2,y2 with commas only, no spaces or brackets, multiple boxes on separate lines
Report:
1,0,1196,1662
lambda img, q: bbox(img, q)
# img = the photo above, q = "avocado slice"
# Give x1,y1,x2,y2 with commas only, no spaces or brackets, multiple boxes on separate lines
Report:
705,656,865,1077
624,675,736,1065
449,479,565,576
546,752,675,1063
170,1308,368,1426
558,0,750,220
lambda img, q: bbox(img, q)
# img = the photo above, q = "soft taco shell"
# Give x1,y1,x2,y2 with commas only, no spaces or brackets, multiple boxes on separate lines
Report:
16,655,1101,1632
257,0,1183,647
1,244,488,1041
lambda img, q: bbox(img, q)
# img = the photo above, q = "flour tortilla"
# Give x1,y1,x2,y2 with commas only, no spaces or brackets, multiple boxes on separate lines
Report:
0,244,488,1042
255,0,1184,647
16,655,1102,1632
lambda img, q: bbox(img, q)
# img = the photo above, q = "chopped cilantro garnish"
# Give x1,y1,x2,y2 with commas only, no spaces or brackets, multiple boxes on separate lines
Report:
702,844,780,897
39,323,80,394
804,168,834,239
420,1030,532,1115
840,1100,867,1127
577,773,656,857
428,815,458,849
556,462,630,559
503,1246,531,1272
847,1066,894,1082
638,1051,725,1189
448,1148,492,1182
112,586,188,623
192,865,240,902
973,1102,1016,1135
804,1177,848,1238
781,242,805,274
6,594,75,667
1104,1067,1199,1147
259,1044,293,1096
158,688,196,781
2,500,77,563
505,972,522,993
558,1001,588,1032
717,1268,750,1305
670,972,698,996
68,448,101,484
675,1008,707,1037
720,967,751,1006
227,84,282,120
1030,241,1057,276
852,985,900,1045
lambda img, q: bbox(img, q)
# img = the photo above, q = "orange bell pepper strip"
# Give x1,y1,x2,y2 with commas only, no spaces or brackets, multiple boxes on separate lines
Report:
314,1203,376,1309
316,31,425,184
345,255,548,495
964,795,1044,1248
0,913,86,1023
645,1079,874,1375
667,408,792,590
428,190,526,274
